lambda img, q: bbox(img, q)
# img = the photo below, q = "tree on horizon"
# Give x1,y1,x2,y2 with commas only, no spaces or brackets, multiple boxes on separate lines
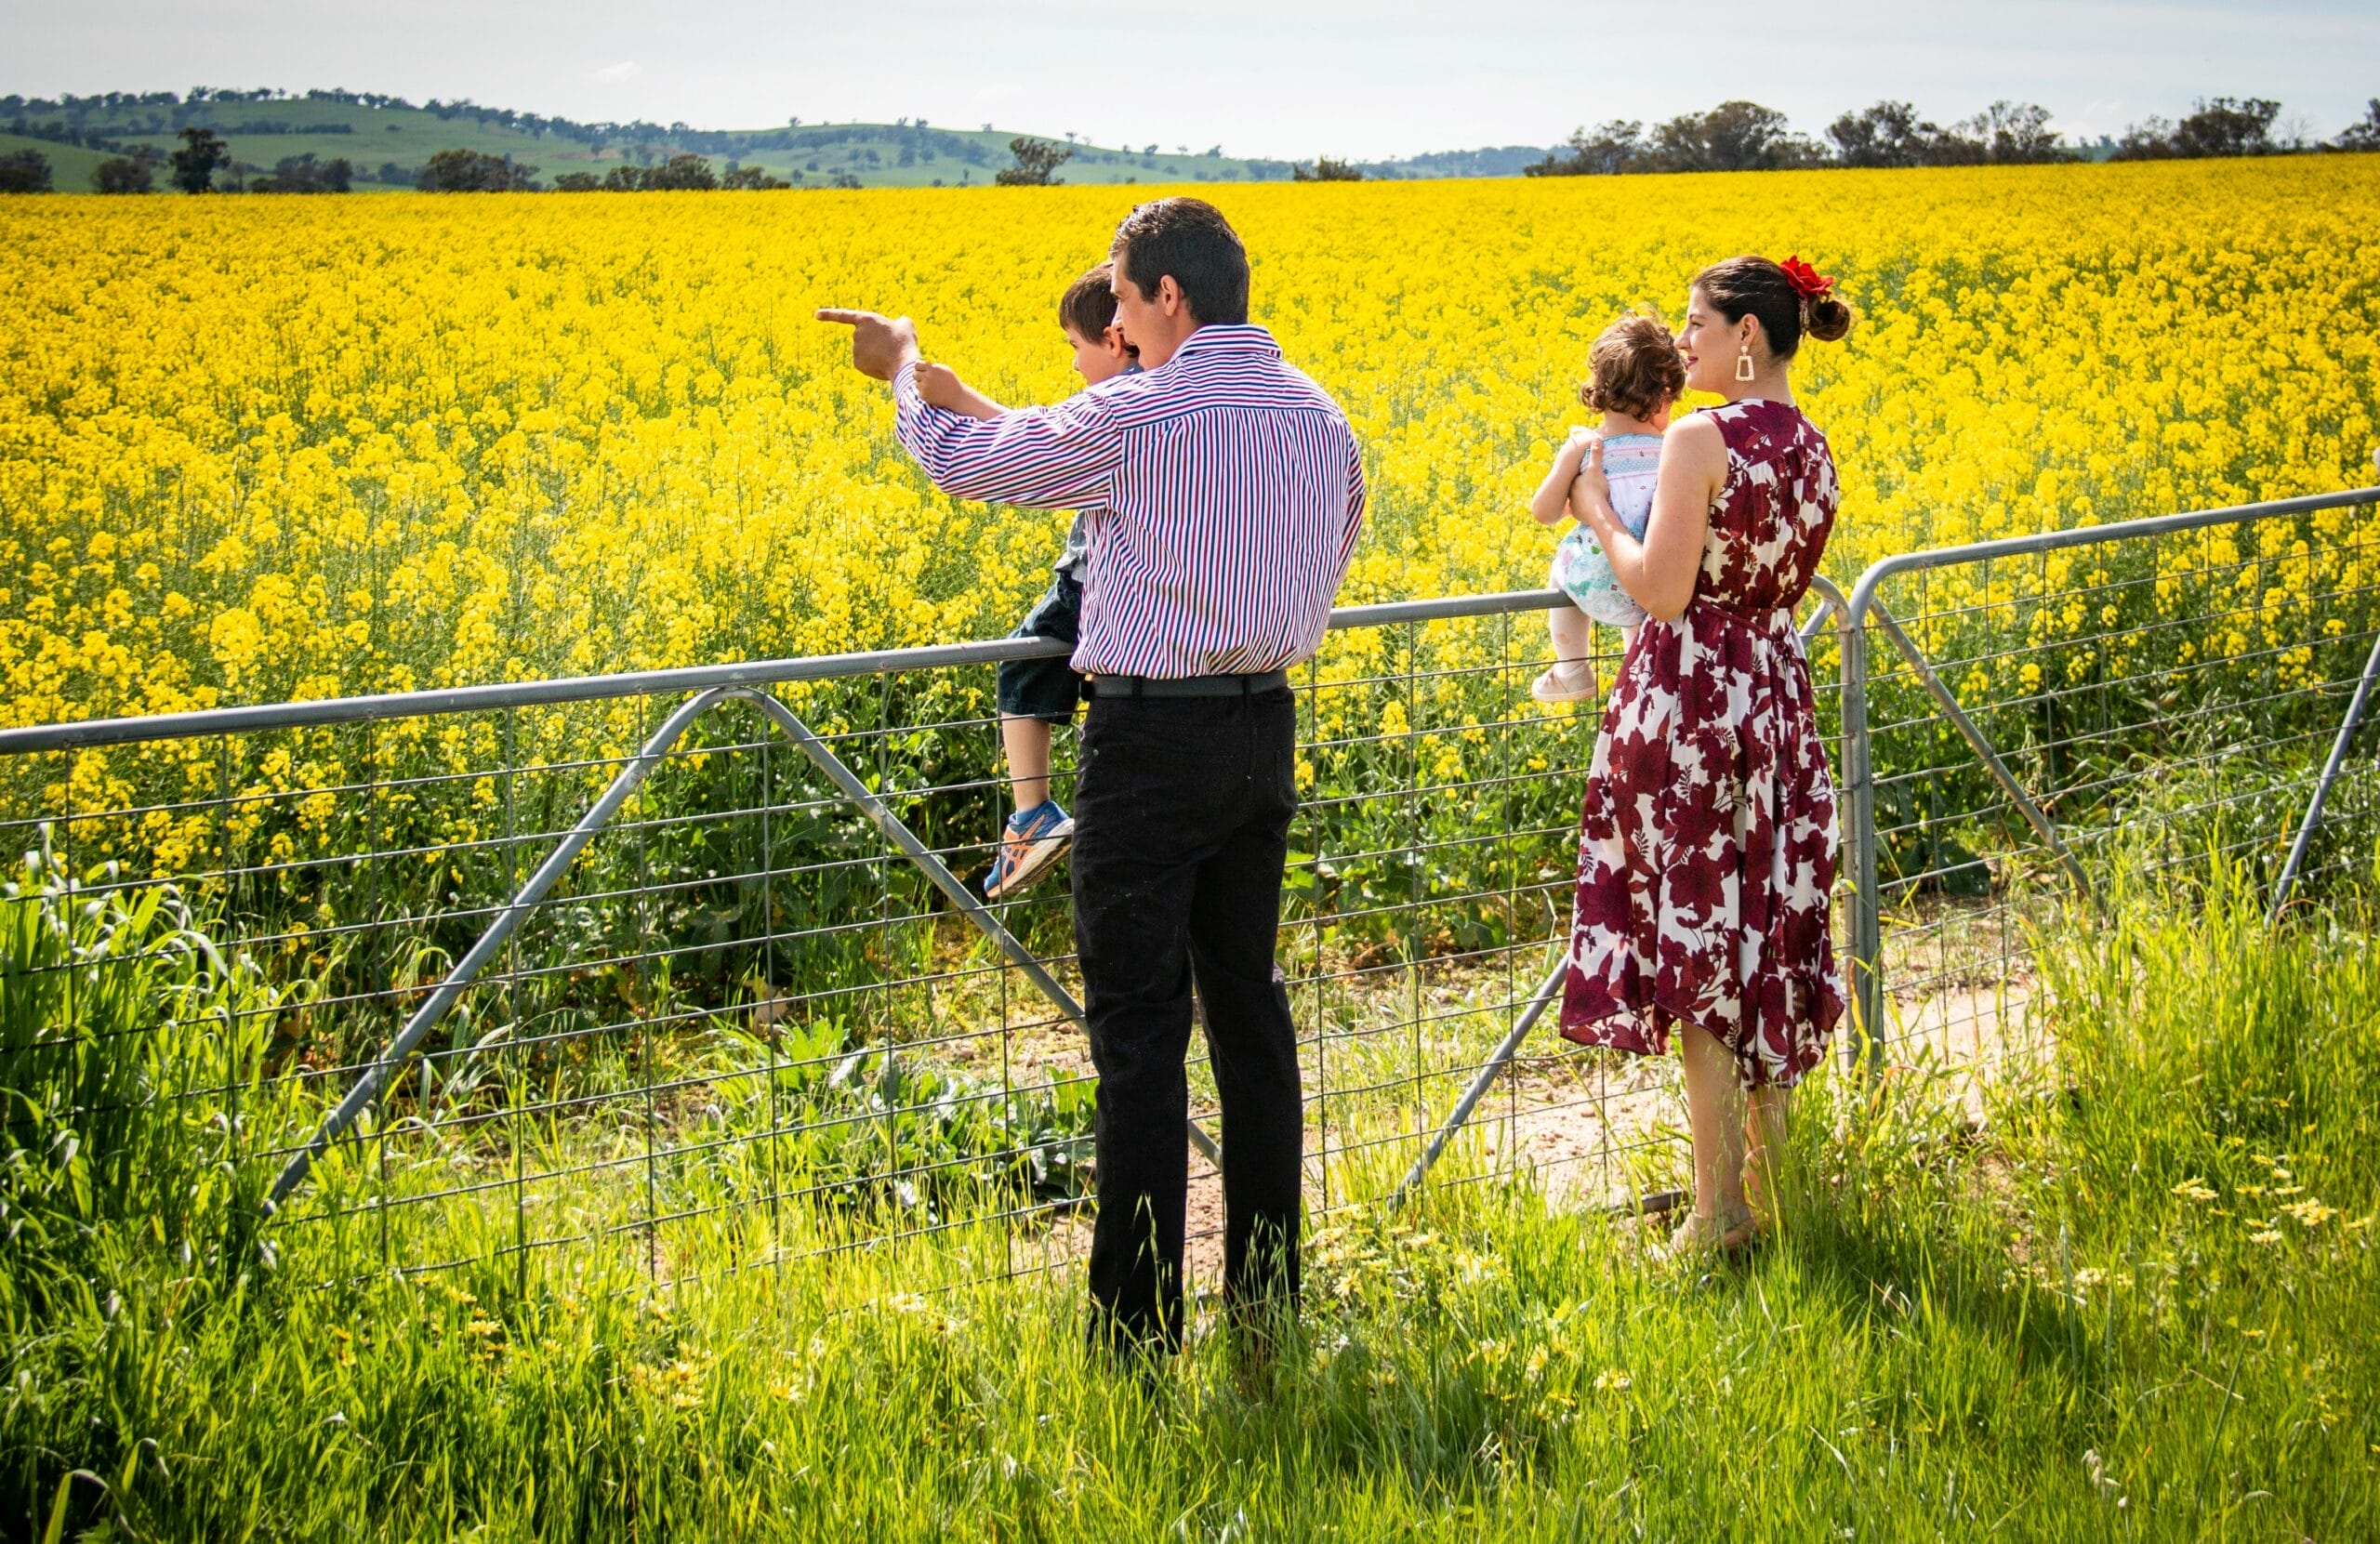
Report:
168,126,229,193
995,137,1071,186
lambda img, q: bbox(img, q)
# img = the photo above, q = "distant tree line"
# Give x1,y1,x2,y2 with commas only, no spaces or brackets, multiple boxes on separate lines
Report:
0,88,1222,174
1826,100,2068,166
1350,146,1546,180
742,123,997,169
8,127,356,194
7,86,2374,197
414,149,544,192
2,87,410,139
247,153,352,193
2108,97,2380,159
1527,96,2380,176
0,86,1320,189
160,127,353,193
1,87,678,159
415,149,796,192
551,154,793,191
1530,101,1831,175
1,117,152,155
0,86,1302,184
405,96,932,164
0,131,819,195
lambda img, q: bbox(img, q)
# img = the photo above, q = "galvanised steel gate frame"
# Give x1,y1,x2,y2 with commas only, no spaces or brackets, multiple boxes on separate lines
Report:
1837,484,2380,1051
4,482,2374,1266
7,586,1697,1231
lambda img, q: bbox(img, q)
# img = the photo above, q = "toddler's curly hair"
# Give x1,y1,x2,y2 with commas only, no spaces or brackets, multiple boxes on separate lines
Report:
1579,311,1687,422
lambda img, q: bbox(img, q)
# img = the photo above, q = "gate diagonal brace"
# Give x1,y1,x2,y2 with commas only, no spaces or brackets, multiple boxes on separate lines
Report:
270,684,1218,1211
1868,600,2102,916
2270,625,2380,922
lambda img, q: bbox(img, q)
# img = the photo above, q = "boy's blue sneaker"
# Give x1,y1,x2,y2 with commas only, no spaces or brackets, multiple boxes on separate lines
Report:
985,799,1076,900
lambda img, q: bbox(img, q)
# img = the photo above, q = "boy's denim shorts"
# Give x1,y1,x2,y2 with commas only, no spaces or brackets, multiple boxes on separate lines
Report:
996,572,1084,722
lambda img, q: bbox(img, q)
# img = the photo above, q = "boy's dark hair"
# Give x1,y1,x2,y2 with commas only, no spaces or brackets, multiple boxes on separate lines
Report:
1579,312,1688,421
1692,255,1854,361
1060,261,1119,340
1110,198,1249,325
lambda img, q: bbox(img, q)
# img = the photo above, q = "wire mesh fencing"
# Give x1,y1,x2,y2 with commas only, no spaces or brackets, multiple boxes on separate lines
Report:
2,590,1763,1295
1841,486,2380,1101
2,484,2373,1303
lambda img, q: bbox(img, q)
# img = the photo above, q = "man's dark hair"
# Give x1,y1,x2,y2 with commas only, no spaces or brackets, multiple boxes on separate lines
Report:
1060,261,1120,339
1111,198,1249,325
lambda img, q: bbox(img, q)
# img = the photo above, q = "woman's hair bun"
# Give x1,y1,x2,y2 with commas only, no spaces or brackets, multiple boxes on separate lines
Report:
1695,255,1850,360
1804,293,1855,344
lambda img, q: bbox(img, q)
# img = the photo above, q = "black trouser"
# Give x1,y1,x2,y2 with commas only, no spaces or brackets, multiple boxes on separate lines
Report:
1070,686,1302,1352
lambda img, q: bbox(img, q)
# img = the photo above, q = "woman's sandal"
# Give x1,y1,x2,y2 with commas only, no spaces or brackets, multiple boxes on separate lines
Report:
1663,1204,1758,1260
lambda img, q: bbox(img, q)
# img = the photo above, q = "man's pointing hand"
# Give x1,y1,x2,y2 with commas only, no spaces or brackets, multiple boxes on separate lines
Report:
815,308,922,381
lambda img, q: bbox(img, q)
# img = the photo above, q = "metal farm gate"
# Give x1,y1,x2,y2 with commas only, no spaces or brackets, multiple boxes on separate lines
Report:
4,484,2374,1292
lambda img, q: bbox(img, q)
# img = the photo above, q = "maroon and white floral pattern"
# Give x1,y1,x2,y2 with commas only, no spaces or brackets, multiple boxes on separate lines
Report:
1558,399,1846,1089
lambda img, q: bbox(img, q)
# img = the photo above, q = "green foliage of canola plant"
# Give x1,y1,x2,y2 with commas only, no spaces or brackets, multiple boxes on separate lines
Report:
3,856,2378,1538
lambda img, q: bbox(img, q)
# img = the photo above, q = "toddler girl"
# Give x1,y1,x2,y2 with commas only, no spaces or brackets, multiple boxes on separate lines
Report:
1527,312,1687,703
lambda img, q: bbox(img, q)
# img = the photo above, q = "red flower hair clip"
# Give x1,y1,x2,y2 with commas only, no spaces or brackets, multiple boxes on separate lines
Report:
1778,255,1834,299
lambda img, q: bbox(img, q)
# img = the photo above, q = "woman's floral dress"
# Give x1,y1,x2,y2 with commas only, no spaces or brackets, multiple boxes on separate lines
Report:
1558,399,1846,1089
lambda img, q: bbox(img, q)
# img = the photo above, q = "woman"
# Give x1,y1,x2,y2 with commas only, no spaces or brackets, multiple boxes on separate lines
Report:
1558,255,1854,1255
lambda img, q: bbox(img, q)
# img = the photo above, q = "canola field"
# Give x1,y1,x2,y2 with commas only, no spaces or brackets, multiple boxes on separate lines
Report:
2,157,2378,898
4,156,2376,732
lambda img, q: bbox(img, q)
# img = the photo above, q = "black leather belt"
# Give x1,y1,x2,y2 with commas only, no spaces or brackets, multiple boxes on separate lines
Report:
1086,669,1290,698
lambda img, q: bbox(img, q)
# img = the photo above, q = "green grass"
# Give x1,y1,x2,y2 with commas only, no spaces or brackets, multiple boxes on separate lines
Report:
5,862,2377,1538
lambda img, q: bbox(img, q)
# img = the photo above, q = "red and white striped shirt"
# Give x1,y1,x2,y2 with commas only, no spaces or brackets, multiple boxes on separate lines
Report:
894,324,1367,679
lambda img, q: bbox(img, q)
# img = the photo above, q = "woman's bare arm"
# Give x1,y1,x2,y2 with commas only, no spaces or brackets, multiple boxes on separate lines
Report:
1528,433,1593,526
1567,416,1725,623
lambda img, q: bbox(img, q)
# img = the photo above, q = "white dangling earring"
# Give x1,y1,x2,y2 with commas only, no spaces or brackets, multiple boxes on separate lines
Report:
1734,342,1756,383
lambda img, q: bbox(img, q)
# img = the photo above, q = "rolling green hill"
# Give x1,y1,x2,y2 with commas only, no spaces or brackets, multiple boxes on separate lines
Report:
0,90,1333,191
0,131,114,190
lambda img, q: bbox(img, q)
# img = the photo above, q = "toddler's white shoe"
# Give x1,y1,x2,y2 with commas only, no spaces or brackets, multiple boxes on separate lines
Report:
1530,663,1600,704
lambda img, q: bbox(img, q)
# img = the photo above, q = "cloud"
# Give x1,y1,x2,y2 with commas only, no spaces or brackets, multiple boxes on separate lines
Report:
588,61,641,85
2058,98,2134,139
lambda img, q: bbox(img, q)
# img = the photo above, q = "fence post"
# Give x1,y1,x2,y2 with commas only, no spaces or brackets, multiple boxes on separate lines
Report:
1839,609,1884,1069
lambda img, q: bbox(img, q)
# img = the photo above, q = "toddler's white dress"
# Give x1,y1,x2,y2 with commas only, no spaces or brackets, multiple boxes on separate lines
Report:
1551,431,1662,627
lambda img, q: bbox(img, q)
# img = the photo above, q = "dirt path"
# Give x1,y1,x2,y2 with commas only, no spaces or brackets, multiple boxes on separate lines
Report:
906,888,2064,1297
1025,968,2051,1295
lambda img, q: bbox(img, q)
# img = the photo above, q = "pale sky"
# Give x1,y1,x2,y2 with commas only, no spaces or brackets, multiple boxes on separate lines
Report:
4,0,2373,161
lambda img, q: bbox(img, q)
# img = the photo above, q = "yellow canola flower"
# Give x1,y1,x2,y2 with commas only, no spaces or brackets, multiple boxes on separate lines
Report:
1,158,2376,876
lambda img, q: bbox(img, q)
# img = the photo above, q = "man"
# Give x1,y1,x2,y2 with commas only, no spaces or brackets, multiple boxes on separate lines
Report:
819,197,1365,1356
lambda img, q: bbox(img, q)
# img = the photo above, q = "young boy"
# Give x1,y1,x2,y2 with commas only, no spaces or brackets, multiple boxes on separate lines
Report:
913,262,1137,898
